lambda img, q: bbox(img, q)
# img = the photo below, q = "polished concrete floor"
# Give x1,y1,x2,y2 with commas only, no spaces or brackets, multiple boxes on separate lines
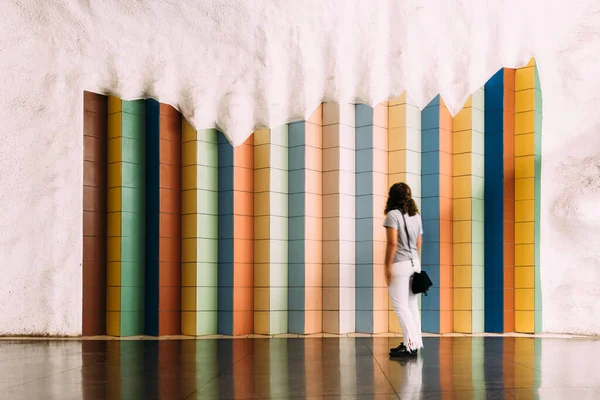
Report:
0,337,599,399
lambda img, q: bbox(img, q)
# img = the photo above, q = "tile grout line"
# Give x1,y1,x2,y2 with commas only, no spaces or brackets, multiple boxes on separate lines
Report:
360,337,402,399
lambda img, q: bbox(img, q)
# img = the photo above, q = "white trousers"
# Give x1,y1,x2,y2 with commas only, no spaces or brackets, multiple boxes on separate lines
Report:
388,259,423,351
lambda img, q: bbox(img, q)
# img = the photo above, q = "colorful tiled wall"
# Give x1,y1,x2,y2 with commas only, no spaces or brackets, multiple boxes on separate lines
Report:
81,60,543,336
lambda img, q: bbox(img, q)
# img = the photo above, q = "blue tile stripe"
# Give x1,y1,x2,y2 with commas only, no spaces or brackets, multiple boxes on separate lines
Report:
355,104,374,333
288,121,306,334
144,99,160,336
217,132,234,334
484,69,505,333
421,96,441,333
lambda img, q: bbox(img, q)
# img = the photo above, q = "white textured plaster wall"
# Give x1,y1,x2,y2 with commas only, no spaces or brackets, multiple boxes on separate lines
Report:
0,0,599,335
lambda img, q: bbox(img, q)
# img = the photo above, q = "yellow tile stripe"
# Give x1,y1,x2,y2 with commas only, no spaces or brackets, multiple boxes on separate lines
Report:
514,58,540,333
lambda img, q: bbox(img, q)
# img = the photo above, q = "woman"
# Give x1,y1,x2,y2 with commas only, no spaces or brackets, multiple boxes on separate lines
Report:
383,182,423,357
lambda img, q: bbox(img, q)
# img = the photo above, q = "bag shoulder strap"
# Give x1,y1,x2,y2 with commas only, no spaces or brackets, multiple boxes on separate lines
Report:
400,212,415,267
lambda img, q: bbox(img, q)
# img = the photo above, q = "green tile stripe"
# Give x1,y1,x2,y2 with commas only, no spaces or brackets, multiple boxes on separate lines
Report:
471,88,485,333
182,127,219,335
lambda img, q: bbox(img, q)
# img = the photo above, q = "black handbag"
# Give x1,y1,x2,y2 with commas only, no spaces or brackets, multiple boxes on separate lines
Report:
401,212,433,296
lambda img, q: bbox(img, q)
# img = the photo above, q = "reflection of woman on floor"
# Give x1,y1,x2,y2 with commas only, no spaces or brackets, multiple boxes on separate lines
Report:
392,357,424,400
383,182,424,357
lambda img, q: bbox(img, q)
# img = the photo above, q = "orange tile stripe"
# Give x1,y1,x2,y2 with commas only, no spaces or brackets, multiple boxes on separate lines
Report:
439,99,454,333
304,105,323,334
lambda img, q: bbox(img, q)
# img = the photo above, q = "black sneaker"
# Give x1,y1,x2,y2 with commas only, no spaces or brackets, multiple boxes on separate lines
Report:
389,342,406,353
390,347,418,357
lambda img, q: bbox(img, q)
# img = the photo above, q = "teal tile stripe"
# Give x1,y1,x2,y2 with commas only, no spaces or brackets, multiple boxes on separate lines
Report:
288,121,306,334
355,104,375,333
120,100,146,336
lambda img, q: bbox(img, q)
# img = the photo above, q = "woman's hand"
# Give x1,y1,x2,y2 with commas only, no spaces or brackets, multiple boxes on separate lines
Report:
384,226,397,287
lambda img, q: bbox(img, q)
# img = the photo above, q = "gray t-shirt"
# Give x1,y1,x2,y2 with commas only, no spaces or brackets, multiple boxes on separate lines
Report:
383,210,423,262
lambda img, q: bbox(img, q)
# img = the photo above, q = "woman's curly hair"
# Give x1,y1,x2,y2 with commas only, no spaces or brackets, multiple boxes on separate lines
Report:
384,182,419,217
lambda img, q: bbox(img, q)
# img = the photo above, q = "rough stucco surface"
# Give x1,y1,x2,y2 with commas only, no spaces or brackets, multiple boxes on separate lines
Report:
0,0,599,335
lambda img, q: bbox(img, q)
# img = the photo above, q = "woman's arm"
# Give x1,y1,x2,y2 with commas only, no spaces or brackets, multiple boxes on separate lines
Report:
385,227,398,285
416,234,423,259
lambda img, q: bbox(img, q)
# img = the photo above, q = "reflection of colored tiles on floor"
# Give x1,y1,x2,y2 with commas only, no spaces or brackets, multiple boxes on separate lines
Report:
513,338,538,389
218,134,254,335
387,93,422,334
452,338,473,391
501,337,515,384
181,125,219,335
254,127,289,334
288,105,323,334
452,89,485,333
304,340,324,396
82,92,107,335
322,103,357,334
420,95,454,334
484,68,516,333
157,341,186,398
439,337,454,395
106,97,146,336
470,337,485,392
145,100,182,336
233,340,256,397
266,339,290,395
355,103,388,333
82,341,108,399
514,59,542,333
